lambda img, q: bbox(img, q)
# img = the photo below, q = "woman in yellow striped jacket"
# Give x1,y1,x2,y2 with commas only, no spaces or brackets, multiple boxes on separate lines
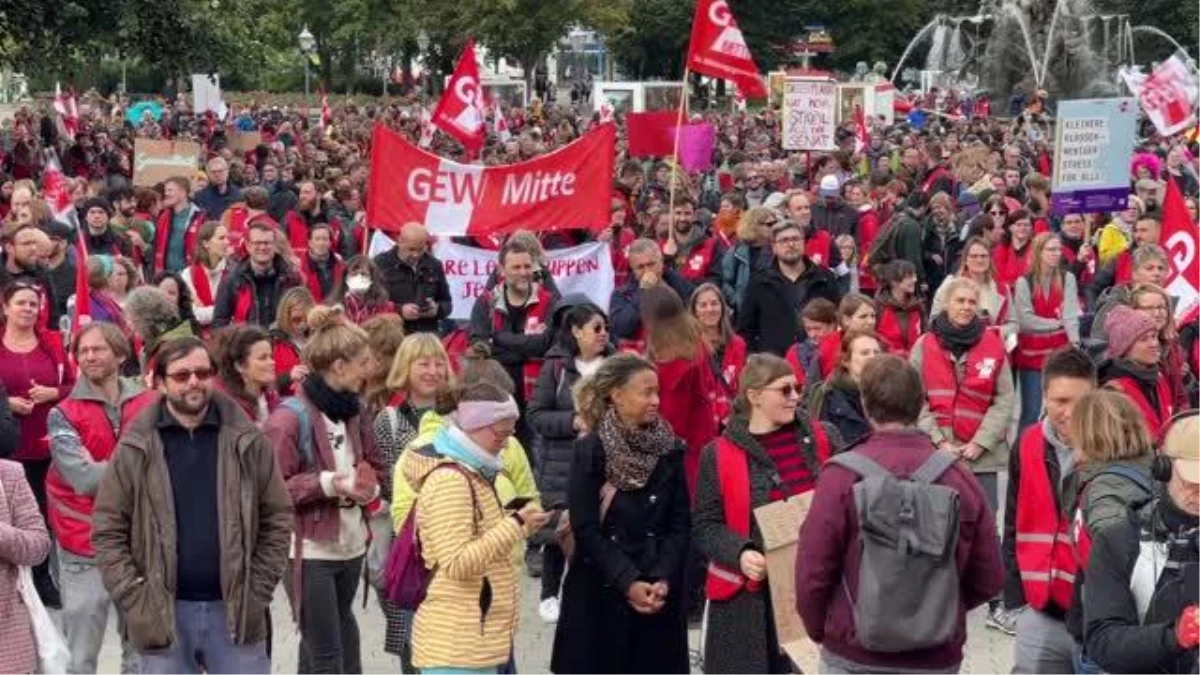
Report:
398,379,550,674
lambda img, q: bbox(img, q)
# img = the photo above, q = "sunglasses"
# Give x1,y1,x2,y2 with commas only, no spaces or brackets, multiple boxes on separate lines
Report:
164,367,215,384
762,383,800,397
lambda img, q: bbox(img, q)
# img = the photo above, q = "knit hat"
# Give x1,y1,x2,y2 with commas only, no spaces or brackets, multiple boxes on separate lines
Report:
82,196,112,217
1104,304,1159,360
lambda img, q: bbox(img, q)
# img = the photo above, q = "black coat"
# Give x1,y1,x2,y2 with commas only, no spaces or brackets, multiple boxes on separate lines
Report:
818,378,870,448
527,347,586,509
551,432,691,674
735,259,840,356
373,249,452,334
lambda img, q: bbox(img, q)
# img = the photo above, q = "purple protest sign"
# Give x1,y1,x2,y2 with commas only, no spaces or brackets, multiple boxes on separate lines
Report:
672,123,715,172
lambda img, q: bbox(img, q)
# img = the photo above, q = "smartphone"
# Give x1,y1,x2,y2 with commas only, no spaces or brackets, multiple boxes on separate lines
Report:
504,497,534,511
549,501,568,512
1184,562,1198,605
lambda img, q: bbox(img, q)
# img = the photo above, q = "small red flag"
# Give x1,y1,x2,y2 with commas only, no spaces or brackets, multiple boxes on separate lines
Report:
685,0,768,99
431,39,486,153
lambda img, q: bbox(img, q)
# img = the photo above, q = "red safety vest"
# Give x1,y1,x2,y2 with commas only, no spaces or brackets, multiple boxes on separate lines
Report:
301,254,346,304
285,210,343,258
45,391,157,557
706,425,831,601
273,337,303,396
1014,279,1069,371
488,284,555,401
1107,375,1173,438
1014,424,1077,612
919,330,1007,443
154,205,207,272
784,344,809,391
669,236,720,284
805,230,833,268
877,302,923,358
710,335,747,426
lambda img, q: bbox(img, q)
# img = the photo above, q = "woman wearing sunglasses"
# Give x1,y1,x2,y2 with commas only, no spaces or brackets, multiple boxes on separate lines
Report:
692,354,840,674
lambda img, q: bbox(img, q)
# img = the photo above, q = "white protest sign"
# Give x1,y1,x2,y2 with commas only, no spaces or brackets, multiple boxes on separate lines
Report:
433,239,613,320
191,73,227,119
782,78,837,151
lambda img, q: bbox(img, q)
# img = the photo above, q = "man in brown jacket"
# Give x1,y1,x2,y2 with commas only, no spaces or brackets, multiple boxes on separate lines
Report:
92,337,292,674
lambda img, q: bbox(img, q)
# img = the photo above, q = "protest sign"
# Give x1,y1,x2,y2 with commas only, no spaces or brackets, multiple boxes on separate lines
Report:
133,139,202,187
228,131,262,152
432,239,614,320
754,492,818,673
782,78,836,151
191,73,226,118
1051,98,1137,214
1122,53,1198,136
367,122,613,237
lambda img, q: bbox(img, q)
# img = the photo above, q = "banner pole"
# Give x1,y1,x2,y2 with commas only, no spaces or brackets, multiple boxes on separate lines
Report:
667,67,690,243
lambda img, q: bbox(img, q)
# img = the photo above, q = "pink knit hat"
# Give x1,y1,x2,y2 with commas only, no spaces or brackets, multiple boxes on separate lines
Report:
1105,305,1159,360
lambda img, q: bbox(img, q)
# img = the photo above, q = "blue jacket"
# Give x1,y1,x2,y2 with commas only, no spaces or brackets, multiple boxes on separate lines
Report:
610,269,695,341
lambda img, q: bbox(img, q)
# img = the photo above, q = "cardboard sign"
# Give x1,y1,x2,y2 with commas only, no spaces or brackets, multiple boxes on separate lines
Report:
782,78,836,151
754,493,818,673
133,139,201,187
432,239,614,320
228,131,262,152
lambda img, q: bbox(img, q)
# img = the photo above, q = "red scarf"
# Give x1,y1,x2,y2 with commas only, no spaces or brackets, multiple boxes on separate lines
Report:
190,262,215,306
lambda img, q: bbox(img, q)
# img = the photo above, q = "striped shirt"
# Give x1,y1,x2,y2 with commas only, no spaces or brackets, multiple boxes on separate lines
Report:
755,424,817,501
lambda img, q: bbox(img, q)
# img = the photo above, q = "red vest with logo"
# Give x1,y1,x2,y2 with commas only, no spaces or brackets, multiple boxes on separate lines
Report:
805,230,833,268
490,284,555,401
710,335,747,426
877,302,923,358
301,254,346,304
1014,278,1069,370
45,391,157,556
154,206,206,272
671,236,720,284
1014,424,1077,612
919,330,1007,443
1108,375,1173,438
706,425,831,601
285,210,343,258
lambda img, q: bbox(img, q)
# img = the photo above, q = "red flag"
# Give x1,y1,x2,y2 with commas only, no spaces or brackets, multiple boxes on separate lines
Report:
431,39,486,153
366,122,614,237
854,104,870,153
686,0,768,99
626,112,679,157
53,83,79,140
71,234,91,333
1161,176,1199,320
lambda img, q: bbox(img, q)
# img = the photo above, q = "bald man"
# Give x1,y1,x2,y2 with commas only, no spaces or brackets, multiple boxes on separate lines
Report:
373,222,452,333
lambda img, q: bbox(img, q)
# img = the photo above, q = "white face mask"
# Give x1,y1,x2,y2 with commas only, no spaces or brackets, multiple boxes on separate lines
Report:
347,275,371,293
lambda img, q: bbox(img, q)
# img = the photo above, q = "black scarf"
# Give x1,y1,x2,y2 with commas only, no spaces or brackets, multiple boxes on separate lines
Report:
932,311,984,358
302,372,361,422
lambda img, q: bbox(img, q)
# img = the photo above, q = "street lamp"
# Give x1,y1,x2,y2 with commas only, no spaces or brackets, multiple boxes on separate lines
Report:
299,27,315,121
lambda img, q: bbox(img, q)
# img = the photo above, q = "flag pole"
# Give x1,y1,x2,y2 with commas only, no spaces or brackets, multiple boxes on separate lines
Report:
667,67,690,244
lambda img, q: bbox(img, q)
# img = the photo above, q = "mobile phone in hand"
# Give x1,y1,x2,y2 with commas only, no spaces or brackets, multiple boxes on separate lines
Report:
505,497,534,510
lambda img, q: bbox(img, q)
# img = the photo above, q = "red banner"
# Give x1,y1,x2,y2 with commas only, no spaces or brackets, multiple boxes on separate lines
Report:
366,122,615,237
432,39,486,153
626,112,678,157
686,0,767,98
1161,176,1199,320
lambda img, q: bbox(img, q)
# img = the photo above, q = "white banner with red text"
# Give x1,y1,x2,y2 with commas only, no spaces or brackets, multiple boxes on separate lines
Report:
366,122,614,238
432,239,614,320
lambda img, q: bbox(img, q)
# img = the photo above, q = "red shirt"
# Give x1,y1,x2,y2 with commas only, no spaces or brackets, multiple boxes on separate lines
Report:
0,334,75,461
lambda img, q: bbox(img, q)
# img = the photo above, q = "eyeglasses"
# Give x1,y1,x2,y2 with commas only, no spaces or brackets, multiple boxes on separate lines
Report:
164,367,215,384
774,236,803,246
762,384,800,397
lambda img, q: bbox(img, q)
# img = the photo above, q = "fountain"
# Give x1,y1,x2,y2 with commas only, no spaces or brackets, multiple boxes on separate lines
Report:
889,0,1191,107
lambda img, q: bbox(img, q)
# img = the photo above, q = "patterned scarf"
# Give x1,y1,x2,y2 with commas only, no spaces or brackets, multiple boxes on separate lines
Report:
598,408,677,491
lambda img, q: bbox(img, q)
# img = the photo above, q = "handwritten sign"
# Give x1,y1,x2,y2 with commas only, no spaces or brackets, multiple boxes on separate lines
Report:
782,78,836,151
755,492,818,673
1051,98,1137,214
432,239,614,320
133,139,202,187
228,131,262,152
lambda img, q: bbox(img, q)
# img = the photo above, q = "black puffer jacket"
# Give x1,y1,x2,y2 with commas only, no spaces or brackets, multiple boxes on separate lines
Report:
527,345,586,510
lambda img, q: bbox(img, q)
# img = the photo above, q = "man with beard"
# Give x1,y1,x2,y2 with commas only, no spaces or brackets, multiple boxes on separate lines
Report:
0,222,58,328
46,323,156,674
737,220,840,356
923,192,962,293
92,337,291,673
659,196,725,287
193,156,243,220
106,186,154,270
81,197,133,258
152,176,207,275
212,221,301,328
284,180,343,258
373,222,451,334
41,221,76,325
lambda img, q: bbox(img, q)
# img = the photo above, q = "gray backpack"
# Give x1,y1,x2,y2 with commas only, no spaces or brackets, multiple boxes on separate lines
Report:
827,450,962,653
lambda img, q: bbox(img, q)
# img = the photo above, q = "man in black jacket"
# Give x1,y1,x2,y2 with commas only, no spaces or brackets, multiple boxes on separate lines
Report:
1083,412,1199,675
80,197,133,258
609,238,695,351
373,223,451,334
736,221,840,355
212,222,301,328
811,175,859,239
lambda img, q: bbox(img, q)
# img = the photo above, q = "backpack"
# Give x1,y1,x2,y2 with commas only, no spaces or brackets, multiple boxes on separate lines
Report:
826,450,962,653
384,463,481,610
280,397,315,469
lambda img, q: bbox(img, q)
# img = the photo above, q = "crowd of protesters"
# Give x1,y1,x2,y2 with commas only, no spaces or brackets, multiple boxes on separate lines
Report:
0,85,1195,675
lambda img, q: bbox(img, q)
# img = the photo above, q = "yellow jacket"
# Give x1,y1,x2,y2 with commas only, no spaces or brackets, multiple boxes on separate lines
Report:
390,411,539,570
399,447,522,670
1096,222,1131,266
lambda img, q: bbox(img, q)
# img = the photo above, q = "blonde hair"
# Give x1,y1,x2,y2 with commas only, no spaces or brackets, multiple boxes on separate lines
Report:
275,287,315,336
1129,283,1176,340
386,332,455,393
1070,389,1155,463
361,313,406,411
736,207,776,243
733,353,794,417
302,305,369,373
572,354,655,430
942,276,982,304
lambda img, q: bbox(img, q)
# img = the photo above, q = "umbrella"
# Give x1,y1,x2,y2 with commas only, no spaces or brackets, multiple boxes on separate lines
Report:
126,101,164,125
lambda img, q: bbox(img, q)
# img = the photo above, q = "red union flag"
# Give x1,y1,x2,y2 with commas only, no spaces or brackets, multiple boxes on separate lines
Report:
1160,176,1199,320
1132,54,1198,136
366,122,614,237
686,0,767,99
432,39,486,152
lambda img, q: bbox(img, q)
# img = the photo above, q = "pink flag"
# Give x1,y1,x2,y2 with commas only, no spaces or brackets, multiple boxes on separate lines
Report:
673,123,715,172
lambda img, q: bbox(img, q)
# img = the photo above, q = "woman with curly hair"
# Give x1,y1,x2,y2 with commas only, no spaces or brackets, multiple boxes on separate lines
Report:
153,270,202,337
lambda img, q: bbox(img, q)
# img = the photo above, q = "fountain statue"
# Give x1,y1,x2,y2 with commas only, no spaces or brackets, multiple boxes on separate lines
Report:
891,0,1189,107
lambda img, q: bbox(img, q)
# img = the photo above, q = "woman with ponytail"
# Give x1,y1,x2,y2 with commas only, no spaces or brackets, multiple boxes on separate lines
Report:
264,304,387,674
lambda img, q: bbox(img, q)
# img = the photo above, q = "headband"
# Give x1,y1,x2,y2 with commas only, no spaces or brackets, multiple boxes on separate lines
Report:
454,397,519,432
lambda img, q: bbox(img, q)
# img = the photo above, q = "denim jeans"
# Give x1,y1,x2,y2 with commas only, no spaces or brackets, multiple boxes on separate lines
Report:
58,549,138,674
1018,368,1044,435
295,556,364,674
137,600,269,674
